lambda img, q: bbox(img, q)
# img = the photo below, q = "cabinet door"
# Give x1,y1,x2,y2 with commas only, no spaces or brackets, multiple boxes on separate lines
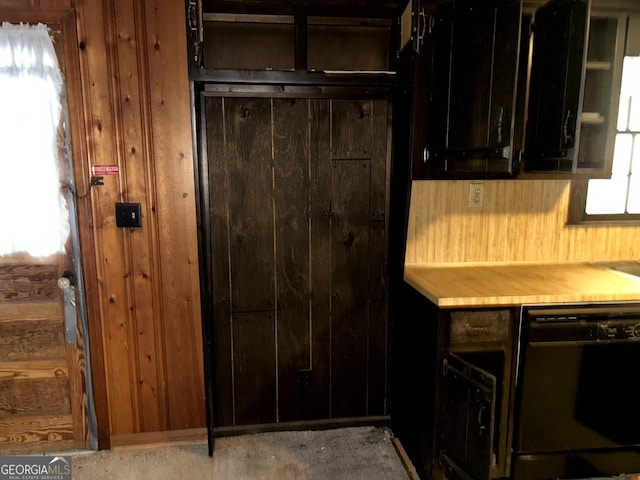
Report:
440,352,496,480
423,0,521,178
523,0,590,173
575,13,626,177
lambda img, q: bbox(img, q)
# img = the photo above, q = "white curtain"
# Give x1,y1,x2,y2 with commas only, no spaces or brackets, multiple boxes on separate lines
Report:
0,22,69,257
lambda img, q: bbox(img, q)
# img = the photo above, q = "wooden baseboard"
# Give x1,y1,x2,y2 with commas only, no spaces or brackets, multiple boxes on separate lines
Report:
391,436,421,480
109,417,391,452
213,415,391,438
109,428,207,451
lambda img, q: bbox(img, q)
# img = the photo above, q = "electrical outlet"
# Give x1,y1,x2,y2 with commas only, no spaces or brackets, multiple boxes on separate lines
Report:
468,183,484,208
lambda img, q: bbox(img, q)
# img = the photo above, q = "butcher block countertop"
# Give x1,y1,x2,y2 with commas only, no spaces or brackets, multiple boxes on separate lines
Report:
404,262,640,307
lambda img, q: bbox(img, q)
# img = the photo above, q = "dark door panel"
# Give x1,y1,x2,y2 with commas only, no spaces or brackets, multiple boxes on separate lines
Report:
523,0,591,172
440,352,497,480
201,95,390,426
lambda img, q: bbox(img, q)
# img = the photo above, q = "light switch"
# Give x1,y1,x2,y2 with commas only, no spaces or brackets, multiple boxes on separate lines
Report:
115,203,142,228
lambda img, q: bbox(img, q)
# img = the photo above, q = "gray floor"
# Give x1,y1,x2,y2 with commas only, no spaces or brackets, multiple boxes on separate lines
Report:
72,426,410,480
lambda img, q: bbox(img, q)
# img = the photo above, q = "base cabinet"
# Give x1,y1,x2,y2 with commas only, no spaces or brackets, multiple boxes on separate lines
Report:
439,352,497,480
436,309,518,480
392,285,518,480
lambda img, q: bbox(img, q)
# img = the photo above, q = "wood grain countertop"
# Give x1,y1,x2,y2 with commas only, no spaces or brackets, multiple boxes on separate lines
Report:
404,262,640,308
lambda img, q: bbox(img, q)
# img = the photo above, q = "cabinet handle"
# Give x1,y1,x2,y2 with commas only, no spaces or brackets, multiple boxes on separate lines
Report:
187,0,203,64
497,107,504,145
423,147,429,163
416,8,427,53
478,404,487,434
562,110,572,147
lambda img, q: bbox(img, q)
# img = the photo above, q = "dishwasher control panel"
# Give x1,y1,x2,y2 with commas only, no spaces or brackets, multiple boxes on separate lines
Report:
596,321,640,340
525,304,640,343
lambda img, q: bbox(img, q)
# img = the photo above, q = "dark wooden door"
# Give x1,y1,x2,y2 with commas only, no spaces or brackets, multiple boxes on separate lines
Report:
200,96,389,427
523,0,591,172
422,0,521,177
439,352,497,480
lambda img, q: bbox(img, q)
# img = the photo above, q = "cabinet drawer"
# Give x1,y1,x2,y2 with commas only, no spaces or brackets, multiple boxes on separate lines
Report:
449,309,511,345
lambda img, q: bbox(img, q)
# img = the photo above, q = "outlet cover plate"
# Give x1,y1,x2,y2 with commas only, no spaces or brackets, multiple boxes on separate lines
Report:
468,183,484,208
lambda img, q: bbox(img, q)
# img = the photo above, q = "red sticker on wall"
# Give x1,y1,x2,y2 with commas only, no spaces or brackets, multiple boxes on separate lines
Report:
92,165,119,175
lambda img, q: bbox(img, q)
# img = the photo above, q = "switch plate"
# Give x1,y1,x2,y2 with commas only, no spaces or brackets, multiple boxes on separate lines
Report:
468,183,484,208
115,203,142,228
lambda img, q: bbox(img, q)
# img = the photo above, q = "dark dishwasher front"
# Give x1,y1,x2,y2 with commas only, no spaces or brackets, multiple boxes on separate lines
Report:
513,304,640,480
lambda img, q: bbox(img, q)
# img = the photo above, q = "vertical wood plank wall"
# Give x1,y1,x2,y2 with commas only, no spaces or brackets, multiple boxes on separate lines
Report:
72,0,205,437
405,180,640,264
204,97,390,426
70,0,204,440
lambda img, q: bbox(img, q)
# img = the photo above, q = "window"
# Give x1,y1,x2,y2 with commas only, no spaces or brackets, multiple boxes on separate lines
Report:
0,22,69,256
584,55,640,219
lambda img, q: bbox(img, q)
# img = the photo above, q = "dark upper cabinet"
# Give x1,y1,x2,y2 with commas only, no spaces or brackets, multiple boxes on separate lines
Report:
523,0,591,173
405,0,591,179
421,0,522,178
574,11,628,178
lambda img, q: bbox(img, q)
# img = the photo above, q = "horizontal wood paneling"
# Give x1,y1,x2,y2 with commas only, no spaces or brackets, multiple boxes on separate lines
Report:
0,360,68,381
0,0,72,10
0,415,75,451
406,180,640,265
0,263,59,302
0,378,70,419
0,320,66,362
0,302,63,322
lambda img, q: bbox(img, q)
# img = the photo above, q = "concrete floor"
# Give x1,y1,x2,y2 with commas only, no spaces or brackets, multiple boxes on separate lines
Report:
72,426,411,480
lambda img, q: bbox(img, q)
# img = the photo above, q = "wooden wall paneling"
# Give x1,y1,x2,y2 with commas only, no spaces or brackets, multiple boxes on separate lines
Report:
370,100,389,222
0,8,100,451
367,100,390,416
0,360,67,381
405,180,640,265
330,157,371,418
273,98,312,422
225,98,276,425
307,24,390,71
309,99,332,419
202,21,295,70
112,0,167,434
75,0,139,436
0,263,59,302
54,4,112,449
205,96,234,427
0,415,74,452
142,0,205,431
6,0,205,441
0,0,72,10
626,14,640,56
65,339,88,448
226,98,275,313
331,99,373,159
232,312,277,424
367,222,387,416
0,377,70,419
0,320,65,362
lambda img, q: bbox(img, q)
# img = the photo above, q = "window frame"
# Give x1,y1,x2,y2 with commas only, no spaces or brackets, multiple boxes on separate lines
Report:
569,178,640,224
569,6,640,225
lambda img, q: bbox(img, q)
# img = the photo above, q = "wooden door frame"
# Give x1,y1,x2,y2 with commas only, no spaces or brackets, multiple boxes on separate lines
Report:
2,6,110,450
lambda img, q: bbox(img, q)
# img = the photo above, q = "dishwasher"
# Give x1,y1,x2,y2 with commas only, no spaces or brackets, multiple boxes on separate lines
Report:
513,303,640,480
